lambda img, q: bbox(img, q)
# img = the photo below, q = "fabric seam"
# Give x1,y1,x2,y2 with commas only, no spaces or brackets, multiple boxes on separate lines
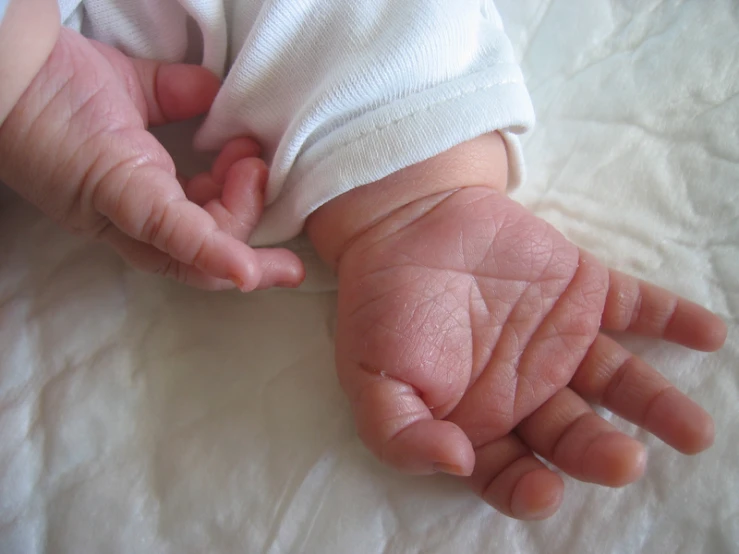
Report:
297,76,523,180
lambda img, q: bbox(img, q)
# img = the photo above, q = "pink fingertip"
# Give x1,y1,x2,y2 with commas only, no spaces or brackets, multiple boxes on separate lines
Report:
226,260,261,293
228,274,245,290
379,419,475,476
510,469,564,520
586,434,647,487
680,411,715,455
700,317,728,352
666,301,728,352
646,387,716,455
213,140,263,186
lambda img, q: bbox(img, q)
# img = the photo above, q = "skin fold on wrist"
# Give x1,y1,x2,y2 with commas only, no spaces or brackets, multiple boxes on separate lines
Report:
0,0,61,125
306,132,510,269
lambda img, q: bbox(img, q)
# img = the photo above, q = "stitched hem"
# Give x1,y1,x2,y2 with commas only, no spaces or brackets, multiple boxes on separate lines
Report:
252,73,534,246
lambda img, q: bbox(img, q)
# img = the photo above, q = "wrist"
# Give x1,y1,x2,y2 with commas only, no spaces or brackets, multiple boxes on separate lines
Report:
306,132,509,268
0,0,61,125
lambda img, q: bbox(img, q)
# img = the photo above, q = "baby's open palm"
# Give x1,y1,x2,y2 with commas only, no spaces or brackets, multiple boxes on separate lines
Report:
335,187,725,519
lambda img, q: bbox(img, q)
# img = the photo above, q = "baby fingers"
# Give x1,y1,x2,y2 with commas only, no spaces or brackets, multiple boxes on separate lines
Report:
466,434,563,520
98,154,303,291
516,388,647,487
200,153,305,289
203,157,268,241
569,333,714,454
184,138,263,206
601,269,727,352
113,171,263,288
103,226,303,291
101,226,237,290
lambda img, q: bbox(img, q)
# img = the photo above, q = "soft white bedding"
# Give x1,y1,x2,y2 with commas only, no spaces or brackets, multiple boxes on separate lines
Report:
1,0,738,552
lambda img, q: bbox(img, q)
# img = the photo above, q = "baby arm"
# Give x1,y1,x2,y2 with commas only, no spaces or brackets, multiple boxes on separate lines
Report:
306,133,726,519
0,3,303,291
0,0,60,124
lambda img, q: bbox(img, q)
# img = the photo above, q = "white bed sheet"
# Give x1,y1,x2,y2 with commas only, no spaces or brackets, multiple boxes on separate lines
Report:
1,0,738,552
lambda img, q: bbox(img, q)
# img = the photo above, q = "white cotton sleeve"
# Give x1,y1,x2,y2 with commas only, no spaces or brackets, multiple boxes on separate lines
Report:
198,1,534,245
58,0,534,246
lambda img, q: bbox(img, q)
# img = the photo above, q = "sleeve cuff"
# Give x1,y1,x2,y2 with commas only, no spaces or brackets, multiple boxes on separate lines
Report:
251,65,534,245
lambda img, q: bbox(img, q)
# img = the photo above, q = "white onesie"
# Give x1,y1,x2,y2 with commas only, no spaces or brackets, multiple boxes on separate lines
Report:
52,0,534,245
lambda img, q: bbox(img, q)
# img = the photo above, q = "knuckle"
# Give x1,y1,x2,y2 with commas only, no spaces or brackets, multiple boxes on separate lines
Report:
628,290,644,329
190,231,213,269
601,352,635,407
649,296,679,334
140,196,174,246
602,272,641,332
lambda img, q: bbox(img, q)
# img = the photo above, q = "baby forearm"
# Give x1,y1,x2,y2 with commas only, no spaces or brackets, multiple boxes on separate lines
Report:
0,0,60,125
306,132,509,268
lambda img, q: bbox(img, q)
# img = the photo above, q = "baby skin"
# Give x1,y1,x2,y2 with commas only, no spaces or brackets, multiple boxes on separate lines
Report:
306,133,727,519
0,27,305,291
1,28,726,521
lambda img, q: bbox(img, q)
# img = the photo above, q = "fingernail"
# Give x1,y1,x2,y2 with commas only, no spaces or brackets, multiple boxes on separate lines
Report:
229,274,246,291
433,462,466,477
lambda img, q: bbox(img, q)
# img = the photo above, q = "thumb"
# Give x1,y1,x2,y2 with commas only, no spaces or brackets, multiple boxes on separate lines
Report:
90,40,221,127
338,355,475,477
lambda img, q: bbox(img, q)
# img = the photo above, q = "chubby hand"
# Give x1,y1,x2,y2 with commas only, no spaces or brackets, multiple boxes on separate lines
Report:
0,28,304,291
308,134,727,520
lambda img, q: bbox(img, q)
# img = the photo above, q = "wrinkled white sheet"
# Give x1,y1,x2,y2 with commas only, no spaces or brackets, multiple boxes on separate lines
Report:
1,0,738,552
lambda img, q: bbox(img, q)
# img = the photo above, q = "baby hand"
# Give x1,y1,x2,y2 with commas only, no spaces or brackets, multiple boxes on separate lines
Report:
307,134,726,520
0,28,303,291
